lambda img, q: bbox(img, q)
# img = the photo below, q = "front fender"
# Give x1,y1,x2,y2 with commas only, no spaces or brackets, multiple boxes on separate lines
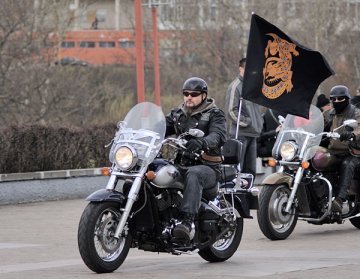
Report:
86,189,126,204
261,172,293,187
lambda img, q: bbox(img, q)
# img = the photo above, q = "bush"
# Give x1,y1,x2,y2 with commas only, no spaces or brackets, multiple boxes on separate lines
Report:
0,123,116,174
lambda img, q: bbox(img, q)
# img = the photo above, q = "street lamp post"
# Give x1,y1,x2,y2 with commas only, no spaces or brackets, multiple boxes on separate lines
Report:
151,5,161,106
145,0,173,105
134,0,145,103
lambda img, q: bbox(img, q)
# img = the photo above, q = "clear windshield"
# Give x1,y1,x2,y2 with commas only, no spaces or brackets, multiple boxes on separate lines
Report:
272,105,324,161
110,102,166,165
122,102,166,137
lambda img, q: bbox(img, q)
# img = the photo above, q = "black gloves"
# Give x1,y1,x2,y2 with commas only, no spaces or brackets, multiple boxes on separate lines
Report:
340,131,354,141
186,139,204,153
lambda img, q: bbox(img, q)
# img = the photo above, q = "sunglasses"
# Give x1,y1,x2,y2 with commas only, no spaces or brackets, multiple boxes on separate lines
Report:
183,91,203,97
330,96,346,102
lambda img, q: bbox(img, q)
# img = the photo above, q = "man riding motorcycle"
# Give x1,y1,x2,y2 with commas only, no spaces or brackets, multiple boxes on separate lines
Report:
165,77,226,243
323,85,360,212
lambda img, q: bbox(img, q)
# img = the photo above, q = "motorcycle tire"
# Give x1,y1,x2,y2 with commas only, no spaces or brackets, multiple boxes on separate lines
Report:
350,216,360,229
78,201,132,273
257,184,298,240
198,202,243,262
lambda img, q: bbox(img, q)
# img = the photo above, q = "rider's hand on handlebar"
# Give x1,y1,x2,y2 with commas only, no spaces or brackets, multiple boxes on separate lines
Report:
186,138,205,153
340,131,354,141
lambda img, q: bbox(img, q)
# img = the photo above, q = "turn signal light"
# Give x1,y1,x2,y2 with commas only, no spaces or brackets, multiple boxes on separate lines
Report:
101,167,111,176
268,159,277,167
146,171,156,181
301,161,310,169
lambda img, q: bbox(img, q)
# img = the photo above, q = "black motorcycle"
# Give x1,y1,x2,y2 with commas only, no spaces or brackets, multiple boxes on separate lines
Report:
77,102,259,273
257,104,360,240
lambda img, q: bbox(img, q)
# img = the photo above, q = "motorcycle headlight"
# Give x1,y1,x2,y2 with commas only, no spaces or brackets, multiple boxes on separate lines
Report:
114,145,138,170
280,141,298,161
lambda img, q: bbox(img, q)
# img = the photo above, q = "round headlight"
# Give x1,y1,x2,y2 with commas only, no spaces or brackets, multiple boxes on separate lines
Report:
114,145,137,170
280,141,298,161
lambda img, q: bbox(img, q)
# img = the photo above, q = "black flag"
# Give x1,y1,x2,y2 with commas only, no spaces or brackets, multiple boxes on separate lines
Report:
242,14,334,119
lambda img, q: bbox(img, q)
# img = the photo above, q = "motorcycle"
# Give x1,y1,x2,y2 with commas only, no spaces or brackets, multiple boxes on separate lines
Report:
78,102,259,273
257,104,360,240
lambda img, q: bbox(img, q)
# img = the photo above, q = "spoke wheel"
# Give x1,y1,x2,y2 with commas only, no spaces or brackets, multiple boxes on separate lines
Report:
78,202,132,273
257,185,298,240
198,199,243,262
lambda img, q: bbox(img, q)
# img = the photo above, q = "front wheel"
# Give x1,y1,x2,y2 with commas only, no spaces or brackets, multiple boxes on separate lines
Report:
198,202,243,262
257,184,298,240
78,202,132,273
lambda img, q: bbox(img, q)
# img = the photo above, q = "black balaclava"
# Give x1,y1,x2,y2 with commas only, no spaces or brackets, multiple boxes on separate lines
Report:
333,98,349,114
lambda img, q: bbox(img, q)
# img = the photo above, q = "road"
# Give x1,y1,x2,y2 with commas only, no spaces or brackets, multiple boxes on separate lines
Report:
1,199,360,279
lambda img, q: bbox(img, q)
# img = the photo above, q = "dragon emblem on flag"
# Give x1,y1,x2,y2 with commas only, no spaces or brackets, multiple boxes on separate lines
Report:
262,33,299,99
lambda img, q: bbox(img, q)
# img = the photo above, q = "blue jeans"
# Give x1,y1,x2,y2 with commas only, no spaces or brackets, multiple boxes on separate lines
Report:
180,165,218,215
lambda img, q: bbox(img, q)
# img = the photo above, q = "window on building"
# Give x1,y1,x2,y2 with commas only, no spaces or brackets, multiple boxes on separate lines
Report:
99,41,115,48
96,9,107,22
61,41,75,48
78,41,96,48
119,40,135,48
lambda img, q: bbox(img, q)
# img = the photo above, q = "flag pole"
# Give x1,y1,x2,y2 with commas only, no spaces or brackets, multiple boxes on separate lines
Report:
235,98,243,140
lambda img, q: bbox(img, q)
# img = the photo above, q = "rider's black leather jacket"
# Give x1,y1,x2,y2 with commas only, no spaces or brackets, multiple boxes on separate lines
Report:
165,98,226,165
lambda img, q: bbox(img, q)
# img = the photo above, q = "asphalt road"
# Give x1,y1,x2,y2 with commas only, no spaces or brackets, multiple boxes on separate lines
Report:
1,199,360,279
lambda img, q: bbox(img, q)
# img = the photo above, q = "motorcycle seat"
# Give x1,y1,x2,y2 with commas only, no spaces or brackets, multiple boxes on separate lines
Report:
219,165,237,183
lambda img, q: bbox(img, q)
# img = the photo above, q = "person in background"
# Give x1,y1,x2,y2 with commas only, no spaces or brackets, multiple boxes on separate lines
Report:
257,108,286,160
225,57,263,176
351,86,360,109
323,85,360,212
316,93,332,112
165,77,226,243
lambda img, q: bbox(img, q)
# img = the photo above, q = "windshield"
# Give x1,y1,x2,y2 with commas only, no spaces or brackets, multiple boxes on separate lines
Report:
272,105,324,161
110,102,166,165
122,102,166,137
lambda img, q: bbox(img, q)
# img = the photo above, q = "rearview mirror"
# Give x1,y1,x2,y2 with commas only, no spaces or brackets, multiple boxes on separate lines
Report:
343,119,358,128
333,119,358,132
278,115,285,125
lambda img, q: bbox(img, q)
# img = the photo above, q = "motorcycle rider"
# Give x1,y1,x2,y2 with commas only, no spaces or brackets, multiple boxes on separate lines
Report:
323,85,360,212
165,77,226,243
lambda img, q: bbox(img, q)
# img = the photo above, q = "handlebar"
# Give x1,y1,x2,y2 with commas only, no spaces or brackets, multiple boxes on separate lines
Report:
161,137,202,159
162,137,187,149
319,131,340,139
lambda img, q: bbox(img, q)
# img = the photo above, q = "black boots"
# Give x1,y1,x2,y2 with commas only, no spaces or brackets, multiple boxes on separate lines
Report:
332,197,343,213
173,213,194,243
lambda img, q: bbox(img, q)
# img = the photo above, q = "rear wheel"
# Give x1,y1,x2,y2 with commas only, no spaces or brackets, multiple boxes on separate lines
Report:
257,184,298,240
78,202,132,273
198,201,243,262
350,216,360,229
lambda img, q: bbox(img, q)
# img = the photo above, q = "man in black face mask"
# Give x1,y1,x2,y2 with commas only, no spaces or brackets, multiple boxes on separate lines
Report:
323,85,360,212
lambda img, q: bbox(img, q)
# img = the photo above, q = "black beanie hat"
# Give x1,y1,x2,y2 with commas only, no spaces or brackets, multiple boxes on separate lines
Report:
316,94,330,108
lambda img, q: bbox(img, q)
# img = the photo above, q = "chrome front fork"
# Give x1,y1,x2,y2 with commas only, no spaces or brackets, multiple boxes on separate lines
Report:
284,167,304,213
105,168,146,239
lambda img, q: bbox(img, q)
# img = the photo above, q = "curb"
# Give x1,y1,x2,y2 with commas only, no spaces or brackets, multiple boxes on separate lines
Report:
0,160,274,205
0,168,106,205
0,168,103,182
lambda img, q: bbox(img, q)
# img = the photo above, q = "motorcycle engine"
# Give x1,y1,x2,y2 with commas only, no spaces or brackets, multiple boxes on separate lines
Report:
155,190,182,211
